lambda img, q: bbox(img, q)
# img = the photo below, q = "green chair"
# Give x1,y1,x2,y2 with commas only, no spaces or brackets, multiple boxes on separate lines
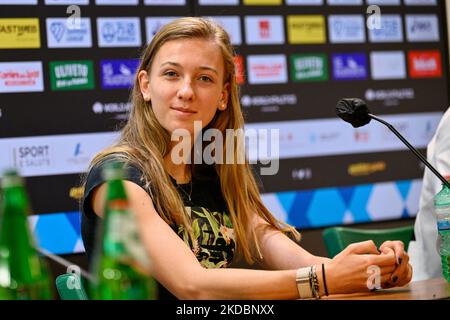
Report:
322,225,415,258
55,273,89,300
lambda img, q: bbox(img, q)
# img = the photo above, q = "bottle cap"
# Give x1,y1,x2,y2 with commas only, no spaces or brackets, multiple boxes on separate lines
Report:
101,161,125,181
1,169,24,188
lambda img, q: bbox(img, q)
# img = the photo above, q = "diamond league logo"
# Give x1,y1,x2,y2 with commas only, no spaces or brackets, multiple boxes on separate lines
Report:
50,22,66,42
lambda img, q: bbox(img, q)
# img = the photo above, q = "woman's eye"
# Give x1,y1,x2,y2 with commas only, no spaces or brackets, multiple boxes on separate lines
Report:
164,71,178,77
199,75,213,82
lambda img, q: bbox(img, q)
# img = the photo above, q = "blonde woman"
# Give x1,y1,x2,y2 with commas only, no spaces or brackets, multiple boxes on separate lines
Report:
81,17,412,299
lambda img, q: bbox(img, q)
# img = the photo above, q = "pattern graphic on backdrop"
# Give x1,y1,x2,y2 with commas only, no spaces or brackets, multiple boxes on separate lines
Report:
30,178,422,255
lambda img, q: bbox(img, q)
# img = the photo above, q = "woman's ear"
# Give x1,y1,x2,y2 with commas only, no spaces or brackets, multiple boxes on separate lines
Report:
219,82,230,110
138,70,151,101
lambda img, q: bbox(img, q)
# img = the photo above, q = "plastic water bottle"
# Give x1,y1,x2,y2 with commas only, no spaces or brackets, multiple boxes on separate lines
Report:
434,180,450,282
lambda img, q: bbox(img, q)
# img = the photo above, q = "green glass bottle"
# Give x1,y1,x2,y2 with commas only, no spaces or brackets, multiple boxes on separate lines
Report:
90,161,157,300
0,169,53,300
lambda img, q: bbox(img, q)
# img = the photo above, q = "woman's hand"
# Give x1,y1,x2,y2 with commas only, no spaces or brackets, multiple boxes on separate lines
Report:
379,240,413,288
324,240,398,295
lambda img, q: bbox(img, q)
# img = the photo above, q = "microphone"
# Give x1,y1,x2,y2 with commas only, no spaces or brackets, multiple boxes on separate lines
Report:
336,98,450,189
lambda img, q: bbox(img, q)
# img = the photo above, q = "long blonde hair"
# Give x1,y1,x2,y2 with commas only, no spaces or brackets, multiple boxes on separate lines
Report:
85,17,299,264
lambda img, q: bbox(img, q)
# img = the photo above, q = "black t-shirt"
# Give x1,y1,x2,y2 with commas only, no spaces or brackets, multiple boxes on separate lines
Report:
81,155,236,299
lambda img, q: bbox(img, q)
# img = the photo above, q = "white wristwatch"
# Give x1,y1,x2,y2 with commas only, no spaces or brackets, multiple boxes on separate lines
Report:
296,267,313,299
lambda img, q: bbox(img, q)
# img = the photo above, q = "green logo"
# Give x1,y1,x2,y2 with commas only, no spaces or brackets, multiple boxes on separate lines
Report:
290,54,328,82
49,60,94,91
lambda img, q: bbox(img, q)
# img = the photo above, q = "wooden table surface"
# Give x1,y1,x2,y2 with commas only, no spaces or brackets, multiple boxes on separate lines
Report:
324,277,450,300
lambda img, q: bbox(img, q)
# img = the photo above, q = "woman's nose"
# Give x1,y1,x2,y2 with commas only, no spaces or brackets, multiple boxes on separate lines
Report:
177,80,195,101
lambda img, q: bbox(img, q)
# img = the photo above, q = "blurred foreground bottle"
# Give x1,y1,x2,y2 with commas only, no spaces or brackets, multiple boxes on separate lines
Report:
434,177,450,282
0,169,53,299
90,161,157,299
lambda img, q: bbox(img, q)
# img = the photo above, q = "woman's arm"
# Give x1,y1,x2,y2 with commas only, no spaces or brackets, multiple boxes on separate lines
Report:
91,181,401,299
251,214,331,270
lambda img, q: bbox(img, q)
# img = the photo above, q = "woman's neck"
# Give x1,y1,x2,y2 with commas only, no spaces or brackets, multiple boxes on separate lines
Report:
163,155,191,184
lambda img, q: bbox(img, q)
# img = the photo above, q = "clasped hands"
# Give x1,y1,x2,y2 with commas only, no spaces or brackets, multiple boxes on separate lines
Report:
325,240,413,294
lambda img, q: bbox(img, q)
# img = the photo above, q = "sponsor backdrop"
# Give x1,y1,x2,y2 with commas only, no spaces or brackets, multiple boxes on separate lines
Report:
0,0,448,255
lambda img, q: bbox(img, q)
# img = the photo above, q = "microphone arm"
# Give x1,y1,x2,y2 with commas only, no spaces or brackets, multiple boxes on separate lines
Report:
368,113,450,189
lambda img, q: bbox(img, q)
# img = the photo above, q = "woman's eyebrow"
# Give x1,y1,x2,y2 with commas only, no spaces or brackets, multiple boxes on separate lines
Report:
160,61,218,74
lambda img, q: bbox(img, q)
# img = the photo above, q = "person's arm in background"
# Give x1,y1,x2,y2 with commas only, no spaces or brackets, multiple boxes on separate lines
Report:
91,181,401,299
409,107,450,281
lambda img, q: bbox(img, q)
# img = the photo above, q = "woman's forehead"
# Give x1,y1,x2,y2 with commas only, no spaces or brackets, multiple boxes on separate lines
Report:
152,39,225,71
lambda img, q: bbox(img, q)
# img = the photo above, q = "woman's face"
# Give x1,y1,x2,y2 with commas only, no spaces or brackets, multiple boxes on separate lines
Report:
139,38,229,137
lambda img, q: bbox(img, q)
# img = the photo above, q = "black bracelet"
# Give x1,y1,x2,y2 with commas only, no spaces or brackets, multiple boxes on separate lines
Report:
322,263,329,296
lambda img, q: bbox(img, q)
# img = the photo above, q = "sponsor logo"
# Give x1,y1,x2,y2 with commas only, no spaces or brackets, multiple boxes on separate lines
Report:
0,18,40,49
0,61,44,93
244,16,284,45
286,0,323,4
207,16,241,45
13,145,51,170
370,51,406,80
403,0,435,4
328,0,362,4
92,101,131,114
0,0,37,3
100,59,139,89
332,53,367,80
348,161,386,177
49,60,94,91
145,17,180,44
241,94,297,107
290,54,328,82
45,0,89,4
328,15,365,43
247,55,287,84
292,168,312,181
365,88,415,105
199,0,239,4
287,15,326,44
97,17,141,47
308,131,341,143
66,142,90,166
408,50,442,78
95,0,138,4
233,55,245,85
144,0,185,4
367,0,399,4
69,186,84,200
46,18,92,48
354,130,370,143
243,0,282,4
406,15,439,42
368,15,403,42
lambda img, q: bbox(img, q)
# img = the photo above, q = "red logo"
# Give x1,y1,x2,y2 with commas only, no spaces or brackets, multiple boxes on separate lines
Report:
408,50,442,78
259,20,270,39
233,55,245,85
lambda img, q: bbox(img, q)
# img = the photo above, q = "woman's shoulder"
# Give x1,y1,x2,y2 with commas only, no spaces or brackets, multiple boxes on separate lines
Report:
85,152,145,191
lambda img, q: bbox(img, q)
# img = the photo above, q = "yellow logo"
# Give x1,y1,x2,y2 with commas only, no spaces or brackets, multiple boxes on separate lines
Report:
69,186,84,200
348,161,386,177
287,15,326,44
243,0,282,5
0,18,40,49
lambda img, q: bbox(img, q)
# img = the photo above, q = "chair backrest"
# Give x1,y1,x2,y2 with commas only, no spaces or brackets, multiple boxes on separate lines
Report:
55,273,89,300
322,225,415,258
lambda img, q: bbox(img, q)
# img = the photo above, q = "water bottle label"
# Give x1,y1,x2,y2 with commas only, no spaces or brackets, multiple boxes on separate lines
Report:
437,220,450,231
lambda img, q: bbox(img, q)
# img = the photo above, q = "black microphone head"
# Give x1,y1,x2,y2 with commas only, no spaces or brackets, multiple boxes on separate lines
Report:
336,98,371,128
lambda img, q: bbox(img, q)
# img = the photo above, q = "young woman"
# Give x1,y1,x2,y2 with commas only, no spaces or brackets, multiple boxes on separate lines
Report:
81,17,412,299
